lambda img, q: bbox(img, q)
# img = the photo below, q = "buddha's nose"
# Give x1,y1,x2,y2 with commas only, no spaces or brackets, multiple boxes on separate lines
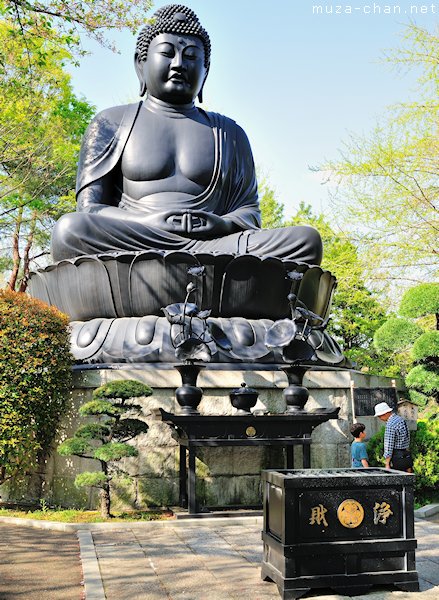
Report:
171,52,184,69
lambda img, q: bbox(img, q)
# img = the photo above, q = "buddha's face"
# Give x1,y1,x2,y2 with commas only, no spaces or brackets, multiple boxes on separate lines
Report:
136,33,207,104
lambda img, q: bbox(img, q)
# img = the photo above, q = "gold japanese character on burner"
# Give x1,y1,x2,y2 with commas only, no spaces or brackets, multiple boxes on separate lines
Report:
309,504,328,527
373,502,393,525
337,499,364,528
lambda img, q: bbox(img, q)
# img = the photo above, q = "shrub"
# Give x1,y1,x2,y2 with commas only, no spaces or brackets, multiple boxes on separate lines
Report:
399,284,439,320
406,365,439,396
0,289,72,487
58,379,152,518
374,284,438,415
412,331,439,362
412,420,439,504
373,318,423,354
366,426,385,467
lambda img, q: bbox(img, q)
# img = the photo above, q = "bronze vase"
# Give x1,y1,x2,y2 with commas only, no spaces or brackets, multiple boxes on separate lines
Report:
281,366,309,413
174,363,205,415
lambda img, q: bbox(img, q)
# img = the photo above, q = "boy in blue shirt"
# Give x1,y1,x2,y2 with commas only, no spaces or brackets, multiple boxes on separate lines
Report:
350,422,369,468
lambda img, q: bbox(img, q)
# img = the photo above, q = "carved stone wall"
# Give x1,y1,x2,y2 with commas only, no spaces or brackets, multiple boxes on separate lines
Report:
5,368,405,509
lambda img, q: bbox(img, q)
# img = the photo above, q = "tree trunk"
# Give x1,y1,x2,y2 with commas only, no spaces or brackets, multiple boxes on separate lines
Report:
18,211,36,293
8,207,23,291
100,462,111,519
100,485,111,519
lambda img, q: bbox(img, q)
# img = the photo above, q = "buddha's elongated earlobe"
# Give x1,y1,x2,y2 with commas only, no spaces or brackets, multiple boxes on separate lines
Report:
198,73,208,104
134,51,147,97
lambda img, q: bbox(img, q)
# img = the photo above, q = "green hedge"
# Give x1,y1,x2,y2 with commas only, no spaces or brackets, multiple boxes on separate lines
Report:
367,419,439,504
0,290,72,485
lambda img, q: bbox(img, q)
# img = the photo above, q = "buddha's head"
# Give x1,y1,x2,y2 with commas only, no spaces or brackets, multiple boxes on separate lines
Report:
135,4,211,104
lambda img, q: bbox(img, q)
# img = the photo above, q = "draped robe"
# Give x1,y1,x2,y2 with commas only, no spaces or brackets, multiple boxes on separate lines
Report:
51,102,322,264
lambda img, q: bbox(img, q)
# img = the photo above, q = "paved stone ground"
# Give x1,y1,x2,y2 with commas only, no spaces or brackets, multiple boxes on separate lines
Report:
0,517,437,600
0,523,84,600
91,518,439,600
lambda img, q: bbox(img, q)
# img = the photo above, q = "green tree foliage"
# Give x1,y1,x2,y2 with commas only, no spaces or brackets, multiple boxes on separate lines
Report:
0,0,153,55
406,365,439,397
400,283,439,328
367,420,439,504
258,180,285,229
286,202,390,373
0,289,72,487
321,24,439,291
58,379,152,519
374,283,439,409
0,19,95,290
412,331,439,362
374,318,423,354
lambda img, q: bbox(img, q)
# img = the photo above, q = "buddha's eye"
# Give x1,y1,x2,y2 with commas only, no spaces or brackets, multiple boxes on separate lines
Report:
157,43,175,58
184,48,202,61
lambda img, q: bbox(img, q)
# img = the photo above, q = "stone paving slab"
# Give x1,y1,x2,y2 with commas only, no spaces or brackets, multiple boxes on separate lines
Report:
0,523,83,600
88,518,439,600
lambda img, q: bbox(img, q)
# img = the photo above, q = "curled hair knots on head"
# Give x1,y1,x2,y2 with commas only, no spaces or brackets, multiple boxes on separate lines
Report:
135,4,211,69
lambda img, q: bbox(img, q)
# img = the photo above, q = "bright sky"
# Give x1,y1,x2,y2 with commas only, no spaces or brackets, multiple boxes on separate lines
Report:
68,0,437,218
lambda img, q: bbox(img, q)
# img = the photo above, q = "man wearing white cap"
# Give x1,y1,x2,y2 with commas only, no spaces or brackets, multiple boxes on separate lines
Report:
374,402,413,472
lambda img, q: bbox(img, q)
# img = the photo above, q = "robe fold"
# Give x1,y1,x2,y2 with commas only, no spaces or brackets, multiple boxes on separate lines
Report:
51,102,322,265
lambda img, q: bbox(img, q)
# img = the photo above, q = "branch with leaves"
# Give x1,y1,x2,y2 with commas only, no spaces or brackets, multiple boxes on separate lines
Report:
1,0,153,54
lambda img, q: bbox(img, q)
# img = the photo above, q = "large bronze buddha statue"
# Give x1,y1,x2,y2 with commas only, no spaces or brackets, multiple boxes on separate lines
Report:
51,3,322,264
29,4,345,367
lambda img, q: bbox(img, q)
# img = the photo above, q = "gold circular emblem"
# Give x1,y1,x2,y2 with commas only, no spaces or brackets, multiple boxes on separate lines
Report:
337,499,364,528
246,426,257,437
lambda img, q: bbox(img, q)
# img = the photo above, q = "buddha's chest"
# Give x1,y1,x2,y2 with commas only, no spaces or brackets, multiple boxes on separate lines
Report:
121,110,215,186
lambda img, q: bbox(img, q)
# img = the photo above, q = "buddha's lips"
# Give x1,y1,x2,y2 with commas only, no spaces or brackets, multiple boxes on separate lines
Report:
169,74,187,83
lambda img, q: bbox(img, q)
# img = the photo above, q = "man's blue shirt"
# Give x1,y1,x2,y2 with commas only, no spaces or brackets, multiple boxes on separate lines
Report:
384,413,410,458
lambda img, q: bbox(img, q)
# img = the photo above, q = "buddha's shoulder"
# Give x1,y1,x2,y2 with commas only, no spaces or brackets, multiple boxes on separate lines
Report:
203,111,250,140
84,103,141,140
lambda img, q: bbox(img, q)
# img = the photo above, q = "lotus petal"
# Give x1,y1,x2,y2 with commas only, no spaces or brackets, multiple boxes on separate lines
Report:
265,319,297,348
162,302,199,319
161,309,185,324
197,309,212,320
175,338,212,362
187,266,206,277
208,322,233,351
286,271,303,281
282,338,316,362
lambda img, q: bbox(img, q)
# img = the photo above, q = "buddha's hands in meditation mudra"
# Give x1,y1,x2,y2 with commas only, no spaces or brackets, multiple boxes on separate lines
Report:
51,4,322,265
147,210,235,239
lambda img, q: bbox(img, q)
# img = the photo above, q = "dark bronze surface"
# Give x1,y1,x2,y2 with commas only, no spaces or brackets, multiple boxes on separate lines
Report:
262,468,419,598
154,408,339,514
30,4,345,367
51,5,322,264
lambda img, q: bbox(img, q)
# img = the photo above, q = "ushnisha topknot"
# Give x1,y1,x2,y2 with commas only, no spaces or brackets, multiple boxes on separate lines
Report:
136,4,211,69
